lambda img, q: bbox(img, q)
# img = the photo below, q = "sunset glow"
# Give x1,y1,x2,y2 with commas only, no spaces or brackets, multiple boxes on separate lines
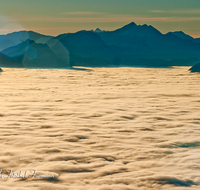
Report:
0,0,200,37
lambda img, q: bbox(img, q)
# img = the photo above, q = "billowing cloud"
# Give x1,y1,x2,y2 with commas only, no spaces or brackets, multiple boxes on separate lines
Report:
1,67,200,189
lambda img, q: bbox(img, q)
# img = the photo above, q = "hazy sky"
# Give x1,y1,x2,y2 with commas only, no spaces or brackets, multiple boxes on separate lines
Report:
0,0,200,37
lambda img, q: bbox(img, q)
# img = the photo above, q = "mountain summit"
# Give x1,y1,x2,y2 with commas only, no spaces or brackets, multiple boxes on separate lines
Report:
114,22,161,35
117,22,137,31
94,28,102,33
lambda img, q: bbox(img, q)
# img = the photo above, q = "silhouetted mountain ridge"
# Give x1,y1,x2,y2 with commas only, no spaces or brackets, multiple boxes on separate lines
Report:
59,30,116,66
0,31,52,52
0,22,200,68
189,62,200,72
0,39,69,68
167,31,200,44
96,23,200,63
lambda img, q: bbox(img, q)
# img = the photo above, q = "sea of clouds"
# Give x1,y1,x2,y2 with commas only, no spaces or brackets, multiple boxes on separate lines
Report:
0,67,200,190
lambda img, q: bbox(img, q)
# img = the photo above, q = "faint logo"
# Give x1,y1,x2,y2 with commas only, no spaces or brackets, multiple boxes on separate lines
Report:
0,169,54,179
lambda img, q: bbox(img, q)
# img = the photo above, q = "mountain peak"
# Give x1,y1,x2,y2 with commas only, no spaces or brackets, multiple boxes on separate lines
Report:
114,22,137,33
113,22,162,36
94,28,102,33
167,31,194,41
124,22,137,28
142,24,148,27
128,22,137,25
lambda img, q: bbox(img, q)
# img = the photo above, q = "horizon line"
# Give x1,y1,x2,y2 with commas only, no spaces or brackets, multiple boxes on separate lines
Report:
0,22,200,39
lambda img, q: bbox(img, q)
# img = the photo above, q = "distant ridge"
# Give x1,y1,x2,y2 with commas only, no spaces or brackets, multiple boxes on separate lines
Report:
0,22,200,68
167,31,200,43
115,22,137,31
59,30,115,67
189,62,200,72
0,31,52,52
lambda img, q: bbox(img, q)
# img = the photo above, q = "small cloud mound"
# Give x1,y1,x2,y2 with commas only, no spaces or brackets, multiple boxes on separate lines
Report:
154,176,196,187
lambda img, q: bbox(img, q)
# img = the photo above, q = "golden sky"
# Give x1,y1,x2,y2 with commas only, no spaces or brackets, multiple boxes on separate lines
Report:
0,0,200,38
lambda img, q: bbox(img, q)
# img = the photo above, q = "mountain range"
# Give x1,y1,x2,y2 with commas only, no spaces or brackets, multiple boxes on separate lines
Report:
0,22,200,68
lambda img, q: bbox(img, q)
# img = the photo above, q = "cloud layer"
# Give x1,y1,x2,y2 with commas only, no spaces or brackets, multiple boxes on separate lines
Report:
0,67,200,189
